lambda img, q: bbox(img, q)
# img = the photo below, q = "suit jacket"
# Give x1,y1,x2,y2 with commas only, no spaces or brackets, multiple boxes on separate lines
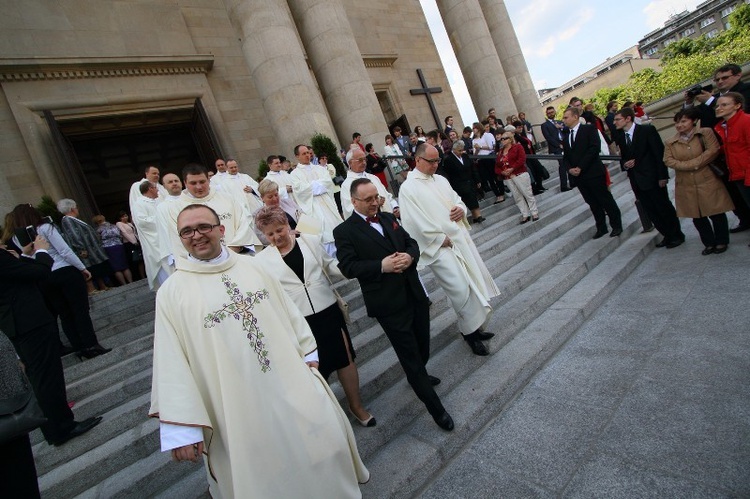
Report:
0,250,55,339
442,152,480,189
333,211,426,318
562,124,606,184
613,124,669,191
695,81,750,129
541,119,563,154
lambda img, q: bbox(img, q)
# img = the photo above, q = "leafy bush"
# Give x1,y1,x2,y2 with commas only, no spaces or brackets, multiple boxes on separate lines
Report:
310,132,346,177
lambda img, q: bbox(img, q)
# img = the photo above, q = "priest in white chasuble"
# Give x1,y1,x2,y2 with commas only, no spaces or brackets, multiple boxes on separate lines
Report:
289,145,342,256
399,143,500,357
128,165,167,210
157,164,261,261
211,159,264,216
149,204,369,499
264,155,301,218
131,181,173,290
340,148,399,220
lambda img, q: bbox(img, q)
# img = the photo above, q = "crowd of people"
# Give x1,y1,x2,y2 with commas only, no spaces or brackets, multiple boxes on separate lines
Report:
2,62,748,497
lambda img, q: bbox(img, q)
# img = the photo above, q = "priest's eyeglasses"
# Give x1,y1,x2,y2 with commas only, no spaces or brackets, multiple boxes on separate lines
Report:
417,156,440,164
178,224,220,239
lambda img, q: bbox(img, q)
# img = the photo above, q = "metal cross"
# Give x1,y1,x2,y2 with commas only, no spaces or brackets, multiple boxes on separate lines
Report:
410,69,443,131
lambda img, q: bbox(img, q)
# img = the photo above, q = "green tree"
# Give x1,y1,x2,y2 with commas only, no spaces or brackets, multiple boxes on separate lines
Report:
310,132,346,177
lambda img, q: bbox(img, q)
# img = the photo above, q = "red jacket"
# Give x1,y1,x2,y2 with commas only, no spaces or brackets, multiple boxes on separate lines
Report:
495,143,527,177
715,110,750,185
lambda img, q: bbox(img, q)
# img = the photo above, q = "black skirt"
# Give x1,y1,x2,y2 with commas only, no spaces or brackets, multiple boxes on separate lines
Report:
305,303,355,380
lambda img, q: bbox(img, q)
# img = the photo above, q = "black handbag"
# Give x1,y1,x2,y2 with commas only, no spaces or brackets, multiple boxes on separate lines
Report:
697,134,728,178
0,337,47,442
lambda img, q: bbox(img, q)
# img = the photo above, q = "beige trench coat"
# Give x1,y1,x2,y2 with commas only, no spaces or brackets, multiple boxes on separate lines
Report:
663,128,734,218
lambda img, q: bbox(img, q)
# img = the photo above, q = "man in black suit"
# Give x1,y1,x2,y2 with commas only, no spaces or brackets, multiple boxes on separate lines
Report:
0,237,101,446
686,63,750,232
541,106,570,192
333,178,454,431
613,107,684,248
562,106,623,239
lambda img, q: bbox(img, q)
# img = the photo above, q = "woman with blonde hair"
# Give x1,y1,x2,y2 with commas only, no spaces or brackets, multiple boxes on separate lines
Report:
496,131,539,223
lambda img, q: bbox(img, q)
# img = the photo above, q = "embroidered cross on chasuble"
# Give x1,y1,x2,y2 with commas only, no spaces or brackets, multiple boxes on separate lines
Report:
204,274,271,372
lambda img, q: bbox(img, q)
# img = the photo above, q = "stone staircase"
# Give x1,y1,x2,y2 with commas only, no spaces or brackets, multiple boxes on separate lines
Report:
32,161,661,498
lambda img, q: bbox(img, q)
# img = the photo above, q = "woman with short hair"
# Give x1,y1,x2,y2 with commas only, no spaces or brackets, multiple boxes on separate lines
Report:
93,215,133,286
254,206,374,427
664,107,733,255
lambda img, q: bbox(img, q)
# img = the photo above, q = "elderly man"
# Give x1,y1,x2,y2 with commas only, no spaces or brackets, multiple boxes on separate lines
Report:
265,154,300,217
156,164,261,263
149,204,368,498
290,144,343,256
340,148,398,219
132,181,173,290
129,165,167,210
398,143,500,356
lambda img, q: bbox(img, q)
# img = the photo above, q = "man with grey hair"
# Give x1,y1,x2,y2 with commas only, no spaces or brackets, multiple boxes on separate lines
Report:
340,147,398,219
129,165,167,211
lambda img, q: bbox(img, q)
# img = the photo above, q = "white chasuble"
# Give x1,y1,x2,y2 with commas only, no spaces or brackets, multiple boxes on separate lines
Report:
212,173,264,216
340,171,395,220
158,189,261,260
399,170,500,334
290,164,342,243
149,252,368,498
131,196,172,290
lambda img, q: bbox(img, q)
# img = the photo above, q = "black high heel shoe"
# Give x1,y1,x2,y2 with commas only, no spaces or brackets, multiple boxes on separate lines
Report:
76,348,102,361
90,344,112,355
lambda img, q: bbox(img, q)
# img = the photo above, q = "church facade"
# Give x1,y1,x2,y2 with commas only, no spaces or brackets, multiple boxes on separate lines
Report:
0,0,538,220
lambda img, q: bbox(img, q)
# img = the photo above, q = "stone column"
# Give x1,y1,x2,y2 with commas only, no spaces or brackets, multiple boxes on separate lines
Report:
287,0,389,149
479,0,544,126
223,0,336,157
434,0,516,122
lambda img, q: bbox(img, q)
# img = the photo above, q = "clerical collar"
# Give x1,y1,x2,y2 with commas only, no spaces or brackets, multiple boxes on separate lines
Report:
169,194,181,200
297,163,313,169
185,189,211,199
187,245,230,264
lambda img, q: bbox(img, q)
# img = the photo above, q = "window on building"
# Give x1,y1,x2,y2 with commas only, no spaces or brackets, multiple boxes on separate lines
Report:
683,27,696,36
700,16,715,28
645,47,659,56
706,28,720,38
721,6,735,17
664,37,677,46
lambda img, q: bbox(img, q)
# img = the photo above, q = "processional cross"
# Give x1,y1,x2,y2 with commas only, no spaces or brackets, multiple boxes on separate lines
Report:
204,274,271,372
410,68,443,131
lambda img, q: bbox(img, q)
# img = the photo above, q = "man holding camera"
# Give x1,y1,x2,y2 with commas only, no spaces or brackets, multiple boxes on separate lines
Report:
685,63,750,233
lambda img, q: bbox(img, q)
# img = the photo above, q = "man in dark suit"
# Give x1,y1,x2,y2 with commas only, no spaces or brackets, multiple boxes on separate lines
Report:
613,107,684,248
333,178,454,431
686,63,750,232
0,236,101,446
541,106,570,192
562,106,623,239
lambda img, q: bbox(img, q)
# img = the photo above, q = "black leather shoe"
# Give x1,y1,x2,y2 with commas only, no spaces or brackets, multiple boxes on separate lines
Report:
433,411,454,431
713,245,727,254
701,247,715,255
560,186,572,192
91,344,112,355
610,228,623,237
464,336,489,356
729,224,750,234
427,375,441,386
655,238,667,248
665,239,684,249
592,230,607,239
49,416,102,446
519,217,530,225
472,216,486,224
474,330,495,340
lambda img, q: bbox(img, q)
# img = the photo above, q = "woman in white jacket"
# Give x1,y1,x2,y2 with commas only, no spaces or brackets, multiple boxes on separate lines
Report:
254,206,374,427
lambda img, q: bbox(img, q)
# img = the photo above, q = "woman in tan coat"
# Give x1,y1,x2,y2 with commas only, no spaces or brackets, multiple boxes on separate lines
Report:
664,108,734,255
